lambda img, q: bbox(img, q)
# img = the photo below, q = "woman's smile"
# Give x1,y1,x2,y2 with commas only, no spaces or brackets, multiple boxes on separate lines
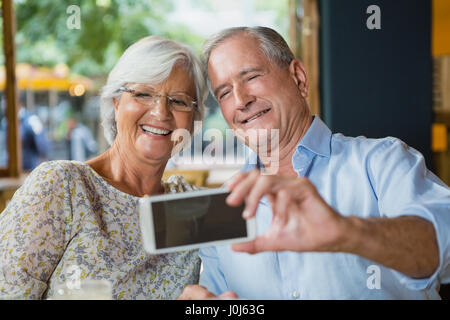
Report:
140,124,173,139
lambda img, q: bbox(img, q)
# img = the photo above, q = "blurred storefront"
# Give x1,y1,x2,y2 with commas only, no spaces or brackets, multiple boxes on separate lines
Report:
0,62,96,165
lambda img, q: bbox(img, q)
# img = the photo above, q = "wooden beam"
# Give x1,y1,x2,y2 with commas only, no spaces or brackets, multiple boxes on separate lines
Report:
288,0,300,57
2,0,21,178
434,109,450,126
301,0,321,117
289,0,321,117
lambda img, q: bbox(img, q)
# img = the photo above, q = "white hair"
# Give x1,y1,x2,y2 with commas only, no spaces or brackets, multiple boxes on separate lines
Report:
203,26,294,71
100,36,207,145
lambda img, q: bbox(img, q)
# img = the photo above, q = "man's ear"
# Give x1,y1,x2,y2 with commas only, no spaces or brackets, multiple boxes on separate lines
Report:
289,59,308,98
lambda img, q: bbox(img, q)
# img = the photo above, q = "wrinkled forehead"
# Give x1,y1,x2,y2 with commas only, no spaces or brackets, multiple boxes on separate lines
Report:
209,34,268,66
208,35,271,84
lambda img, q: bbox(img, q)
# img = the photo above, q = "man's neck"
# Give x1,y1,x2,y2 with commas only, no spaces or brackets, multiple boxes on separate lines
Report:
261,114,313,177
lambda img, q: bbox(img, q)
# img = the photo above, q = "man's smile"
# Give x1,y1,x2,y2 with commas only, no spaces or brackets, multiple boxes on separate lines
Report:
240,108,271,124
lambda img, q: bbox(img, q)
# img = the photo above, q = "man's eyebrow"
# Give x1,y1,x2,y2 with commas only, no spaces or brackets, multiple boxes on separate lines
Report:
213,84,229,98
238,67,264,77
213,68,265,97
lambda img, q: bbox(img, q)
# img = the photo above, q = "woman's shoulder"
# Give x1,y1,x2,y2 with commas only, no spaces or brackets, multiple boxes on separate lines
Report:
21,160,95,191
27,160,90,180
163,174,202,194
23,160,67,185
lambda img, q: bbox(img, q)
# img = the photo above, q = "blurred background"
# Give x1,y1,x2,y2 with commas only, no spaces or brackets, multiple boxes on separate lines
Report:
0,0,449,199
0,0,292,188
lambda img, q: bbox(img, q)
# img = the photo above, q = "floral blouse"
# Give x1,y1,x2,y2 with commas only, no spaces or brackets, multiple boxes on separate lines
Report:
0,160,201,300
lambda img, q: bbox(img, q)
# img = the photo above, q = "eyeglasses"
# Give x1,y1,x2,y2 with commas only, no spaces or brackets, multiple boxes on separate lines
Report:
118,85,197,112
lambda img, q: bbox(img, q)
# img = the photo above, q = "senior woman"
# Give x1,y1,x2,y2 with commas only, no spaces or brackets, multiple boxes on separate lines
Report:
0,36,207,299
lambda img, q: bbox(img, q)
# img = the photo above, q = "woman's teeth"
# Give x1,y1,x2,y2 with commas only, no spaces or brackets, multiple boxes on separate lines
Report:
244,109,270,123
141,125,171,136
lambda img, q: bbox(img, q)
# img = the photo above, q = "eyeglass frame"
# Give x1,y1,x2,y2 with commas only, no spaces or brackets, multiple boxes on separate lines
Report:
117,85,198,112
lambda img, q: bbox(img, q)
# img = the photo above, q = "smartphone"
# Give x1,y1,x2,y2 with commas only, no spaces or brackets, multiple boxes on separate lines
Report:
139,188,257,254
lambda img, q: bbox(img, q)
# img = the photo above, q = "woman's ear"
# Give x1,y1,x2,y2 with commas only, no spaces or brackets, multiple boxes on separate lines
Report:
113,97,119,112
289,59,309,98
113,97,120,123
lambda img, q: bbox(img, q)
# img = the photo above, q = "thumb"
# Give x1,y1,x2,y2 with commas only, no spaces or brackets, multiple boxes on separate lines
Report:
218,291,238,299
231,236,267,254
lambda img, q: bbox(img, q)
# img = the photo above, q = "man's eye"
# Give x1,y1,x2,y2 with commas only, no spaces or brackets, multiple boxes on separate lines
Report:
172,98,187,106
219,91,230,100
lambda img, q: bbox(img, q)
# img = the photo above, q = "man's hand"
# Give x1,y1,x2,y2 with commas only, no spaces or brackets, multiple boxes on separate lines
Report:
226,169,351,254
177,285,238,300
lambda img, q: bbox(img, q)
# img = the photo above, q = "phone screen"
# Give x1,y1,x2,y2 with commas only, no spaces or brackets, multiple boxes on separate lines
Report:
151,192,247,249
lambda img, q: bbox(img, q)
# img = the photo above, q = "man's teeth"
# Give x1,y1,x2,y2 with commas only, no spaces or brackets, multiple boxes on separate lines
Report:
141,125,171,136
244,109,270,123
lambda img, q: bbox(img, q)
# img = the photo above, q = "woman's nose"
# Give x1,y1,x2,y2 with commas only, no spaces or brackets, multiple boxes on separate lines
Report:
149,96,171,119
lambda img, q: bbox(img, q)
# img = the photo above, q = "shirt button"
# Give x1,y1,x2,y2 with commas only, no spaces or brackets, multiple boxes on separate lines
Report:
292,290,300,299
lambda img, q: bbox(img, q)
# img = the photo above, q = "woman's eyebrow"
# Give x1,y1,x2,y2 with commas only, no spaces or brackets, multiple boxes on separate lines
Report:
133,85,156,91
135,86,193,96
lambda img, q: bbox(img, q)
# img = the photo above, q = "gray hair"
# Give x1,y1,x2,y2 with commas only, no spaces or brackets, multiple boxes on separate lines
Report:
202,26,295,72
100,36,207,145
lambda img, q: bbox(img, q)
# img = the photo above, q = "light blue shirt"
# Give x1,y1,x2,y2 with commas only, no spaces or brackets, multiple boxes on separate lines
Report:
199,116,450,299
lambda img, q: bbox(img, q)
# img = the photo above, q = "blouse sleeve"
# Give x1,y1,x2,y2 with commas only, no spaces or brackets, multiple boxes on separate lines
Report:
0,161,74,299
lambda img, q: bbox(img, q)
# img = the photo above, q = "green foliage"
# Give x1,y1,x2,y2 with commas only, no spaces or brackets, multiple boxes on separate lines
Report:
253,0,290,40
8,0,289,79
12,0,201,77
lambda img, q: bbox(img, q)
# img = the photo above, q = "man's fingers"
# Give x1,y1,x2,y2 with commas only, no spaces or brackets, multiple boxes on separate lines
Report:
177,285,217,300
231,236,269,254
225,171,249,191
231,240,258,253
241,175,276,218
226,169,260,207
218,291,239,300
274,187,294,223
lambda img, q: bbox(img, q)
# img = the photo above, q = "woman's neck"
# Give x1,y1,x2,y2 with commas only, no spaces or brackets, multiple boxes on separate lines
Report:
87,143,167,197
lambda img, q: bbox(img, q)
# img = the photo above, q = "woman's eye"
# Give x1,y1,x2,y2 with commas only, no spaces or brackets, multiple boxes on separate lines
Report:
134,92,151,98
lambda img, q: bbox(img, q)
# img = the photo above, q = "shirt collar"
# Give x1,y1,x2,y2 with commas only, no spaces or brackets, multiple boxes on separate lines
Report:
297,116,331,158
242,116,332,171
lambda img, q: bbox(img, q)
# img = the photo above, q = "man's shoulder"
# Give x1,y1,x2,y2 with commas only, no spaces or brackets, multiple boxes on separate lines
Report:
331,133,406,156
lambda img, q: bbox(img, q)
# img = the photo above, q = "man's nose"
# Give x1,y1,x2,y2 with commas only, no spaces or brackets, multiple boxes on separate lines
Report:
233,85,255,109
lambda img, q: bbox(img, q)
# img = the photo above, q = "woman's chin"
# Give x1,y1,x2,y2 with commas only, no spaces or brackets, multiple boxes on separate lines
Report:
135,139,173,163
139,150,171,163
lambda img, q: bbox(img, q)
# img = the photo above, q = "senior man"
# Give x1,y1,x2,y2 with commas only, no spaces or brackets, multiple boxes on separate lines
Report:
178,26,450,300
